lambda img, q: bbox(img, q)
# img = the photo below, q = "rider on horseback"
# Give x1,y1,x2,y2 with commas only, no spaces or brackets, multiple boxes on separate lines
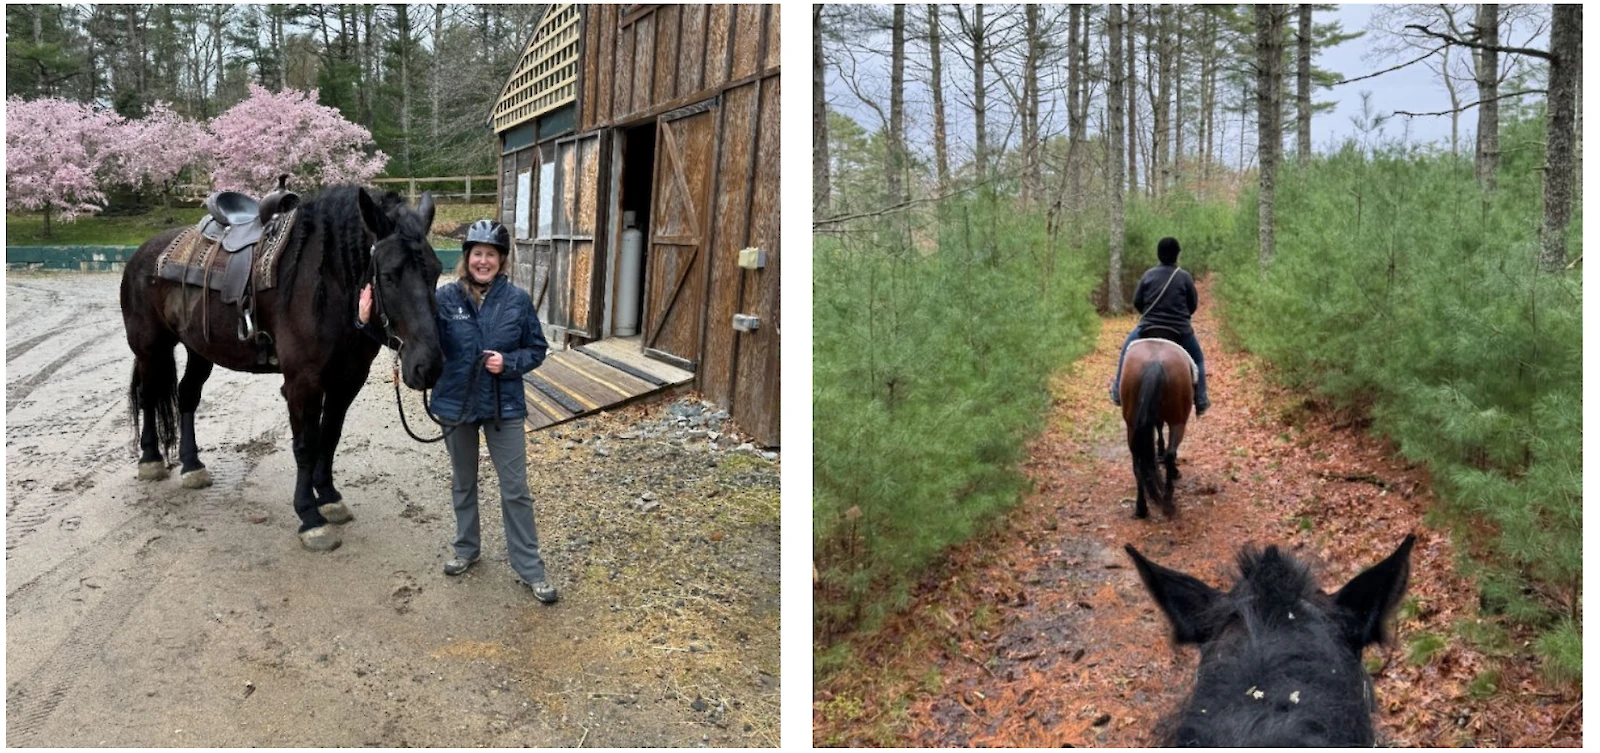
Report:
1110,237,1210,416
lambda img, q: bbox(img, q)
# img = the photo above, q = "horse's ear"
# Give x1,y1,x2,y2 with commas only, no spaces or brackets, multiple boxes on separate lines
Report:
357,188,391,240
1332,534,1416,648
417,191,436,233
1126,544,1222,644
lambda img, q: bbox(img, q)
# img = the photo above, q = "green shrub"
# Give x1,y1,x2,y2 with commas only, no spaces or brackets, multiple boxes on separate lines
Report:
1212,113,1580,679
812,196,1098,646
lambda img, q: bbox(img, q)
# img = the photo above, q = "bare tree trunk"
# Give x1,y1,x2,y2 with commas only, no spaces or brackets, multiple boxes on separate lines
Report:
1066,4,1083,215
1126,5,1138,196
1296,4,1312,164
813,5,831,218
1173,5,1184,190
1108,3,1127,312
1202,10,1214,182
396,4,413,176
1474,4,1500,193
1539,4,1580,272
887,4,906,207
973,4,988,184
929,4,950,195
1154,4,1172,198
1256,5,1284,266
1021,4,1040,206
432,4,444,142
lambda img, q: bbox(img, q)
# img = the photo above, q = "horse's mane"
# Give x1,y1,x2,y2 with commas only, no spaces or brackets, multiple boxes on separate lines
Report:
1156,546,1378,747
280,184,430,318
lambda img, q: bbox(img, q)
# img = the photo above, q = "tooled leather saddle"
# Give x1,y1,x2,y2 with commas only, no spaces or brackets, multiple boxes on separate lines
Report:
155,174,300,362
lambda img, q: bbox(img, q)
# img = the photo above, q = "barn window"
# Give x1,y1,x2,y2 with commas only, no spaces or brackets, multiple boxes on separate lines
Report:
492,4,582,135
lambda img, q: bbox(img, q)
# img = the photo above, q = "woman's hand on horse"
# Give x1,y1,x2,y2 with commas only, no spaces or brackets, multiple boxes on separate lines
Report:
357,284,373,325
484,351,504,374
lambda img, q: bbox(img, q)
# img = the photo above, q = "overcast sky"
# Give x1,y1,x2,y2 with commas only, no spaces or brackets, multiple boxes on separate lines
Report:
822,4,1552,170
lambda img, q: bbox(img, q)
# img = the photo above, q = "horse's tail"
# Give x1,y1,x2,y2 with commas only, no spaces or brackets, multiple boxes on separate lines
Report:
127,357,179,462
1131,360,1166,505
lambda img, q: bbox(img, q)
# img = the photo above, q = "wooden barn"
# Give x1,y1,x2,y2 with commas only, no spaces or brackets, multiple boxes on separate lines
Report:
490,3,780,447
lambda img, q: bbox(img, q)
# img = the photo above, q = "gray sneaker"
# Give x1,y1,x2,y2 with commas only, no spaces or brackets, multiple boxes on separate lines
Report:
443,554,479,576
520,578,559,604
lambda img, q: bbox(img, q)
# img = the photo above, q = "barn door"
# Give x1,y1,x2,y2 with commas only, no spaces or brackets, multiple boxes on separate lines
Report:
643,101,717,370
547,129,609,340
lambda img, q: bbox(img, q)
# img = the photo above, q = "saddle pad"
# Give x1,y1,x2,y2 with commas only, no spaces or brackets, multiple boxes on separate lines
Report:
155,208,297,299
1124,338,1199,384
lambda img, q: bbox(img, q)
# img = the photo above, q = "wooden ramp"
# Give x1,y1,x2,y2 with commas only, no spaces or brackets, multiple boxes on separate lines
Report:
522,337,695,431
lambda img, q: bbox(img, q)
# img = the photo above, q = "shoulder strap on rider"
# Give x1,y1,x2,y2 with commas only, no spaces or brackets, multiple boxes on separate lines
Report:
1138,266,1183,323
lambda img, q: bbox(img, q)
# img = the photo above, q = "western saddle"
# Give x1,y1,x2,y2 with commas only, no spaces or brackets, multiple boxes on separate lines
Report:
172,174,300,365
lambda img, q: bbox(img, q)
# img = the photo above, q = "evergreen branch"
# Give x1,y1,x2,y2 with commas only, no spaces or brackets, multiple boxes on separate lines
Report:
1332,44,1447,86
1402,24,1554,61
1391,89,1546,118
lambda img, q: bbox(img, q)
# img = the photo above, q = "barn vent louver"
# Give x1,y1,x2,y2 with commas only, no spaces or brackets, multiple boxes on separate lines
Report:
493,4,581,134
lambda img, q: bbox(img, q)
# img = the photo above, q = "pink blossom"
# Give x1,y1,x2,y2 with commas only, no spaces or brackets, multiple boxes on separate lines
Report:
208,84,388,193
5,96,124,221
103,101,212,195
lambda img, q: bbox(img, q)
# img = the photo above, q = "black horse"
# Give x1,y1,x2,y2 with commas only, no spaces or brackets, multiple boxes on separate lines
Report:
121,185,444,551
1125,535,1416,746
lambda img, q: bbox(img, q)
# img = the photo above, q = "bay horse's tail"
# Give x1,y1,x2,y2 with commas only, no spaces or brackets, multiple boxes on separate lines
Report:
1131,360,1166,508
127,357,179,462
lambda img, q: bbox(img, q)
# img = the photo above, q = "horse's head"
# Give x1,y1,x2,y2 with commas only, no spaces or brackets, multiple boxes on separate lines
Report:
1124,535,1415,746
359,189,444,389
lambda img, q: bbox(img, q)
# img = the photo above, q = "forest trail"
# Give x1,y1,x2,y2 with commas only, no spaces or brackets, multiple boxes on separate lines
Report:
814,278,1580,747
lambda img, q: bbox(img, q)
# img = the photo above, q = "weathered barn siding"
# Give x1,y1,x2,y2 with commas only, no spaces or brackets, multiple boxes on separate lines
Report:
498,4,779,445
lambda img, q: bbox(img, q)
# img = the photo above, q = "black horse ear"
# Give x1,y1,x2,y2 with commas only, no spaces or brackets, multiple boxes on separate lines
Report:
1126,544,1223,644
417,191,436,233
1332,534,1416,648
357,188,391,241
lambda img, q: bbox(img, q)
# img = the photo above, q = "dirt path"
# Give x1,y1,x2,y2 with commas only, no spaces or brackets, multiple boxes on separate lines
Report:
813,278,1579,747
7,271,779,747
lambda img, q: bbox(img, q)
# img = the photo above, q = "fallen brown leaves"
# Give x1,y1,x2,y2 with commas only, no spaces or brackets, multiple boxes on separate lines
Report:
812,279,1580,748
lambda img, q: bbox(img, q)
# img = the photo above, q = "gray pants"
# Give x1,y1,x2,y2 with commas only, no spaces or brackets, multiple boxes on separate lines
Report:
443,420,548,584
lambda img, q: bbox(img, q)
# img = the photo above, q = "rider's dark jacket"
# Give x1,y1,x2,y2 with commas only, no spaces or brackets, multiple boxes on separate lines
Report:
1133,263,1198,337
427,275,548,424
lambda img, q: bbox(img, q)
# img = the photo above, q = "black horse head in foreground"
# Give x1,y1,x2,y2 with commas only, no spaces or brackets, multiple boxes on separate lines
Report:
1125,535,1415,746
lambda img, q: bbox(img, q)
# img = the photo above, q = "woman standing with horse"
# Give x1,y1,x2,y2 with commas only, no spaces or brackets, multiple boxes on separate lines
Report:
360,220,558,603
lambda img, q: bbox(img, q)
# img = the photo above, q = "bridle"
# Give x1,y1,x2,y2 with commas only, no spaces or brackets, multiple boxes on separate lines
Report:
367,248,500,443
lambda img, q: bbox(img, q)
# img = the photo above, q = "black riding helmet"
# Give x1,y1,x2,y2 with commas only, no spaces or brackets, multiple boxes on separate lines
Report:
463,219,510,255
1157,236,1181,265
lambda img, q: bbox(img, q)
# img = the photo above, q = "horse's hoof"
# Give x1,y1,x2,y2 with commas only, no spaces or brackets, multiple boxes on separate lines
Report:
318,502,354,525
299,526,342,552
137,462,169,481
180,468,213,489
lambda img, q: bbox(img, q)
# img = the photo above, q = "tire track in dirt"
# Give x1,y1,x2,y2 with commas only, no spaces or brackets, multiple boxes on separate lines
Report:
7,322,80,364
6,330,121,411
6,426,282,611
6,533,170,745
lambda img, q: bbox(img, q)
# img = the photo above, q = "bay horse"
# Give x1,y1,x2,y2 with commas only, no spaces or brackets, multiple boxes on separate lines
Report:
121,185,444,551
1125,535,1415,746
1118,329,1195,518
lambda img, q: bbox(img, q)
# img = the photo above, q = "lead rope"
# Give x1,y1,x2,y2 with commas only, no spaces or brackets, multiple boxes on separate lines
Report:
382,280,502,442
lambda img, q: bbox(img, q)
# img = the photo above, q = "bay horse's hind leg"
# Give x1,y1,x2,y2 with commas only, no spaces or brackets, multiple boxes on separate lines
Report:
177,347,215,489
1131,456,1149,519
1167,421,1187,482
310,371,365,525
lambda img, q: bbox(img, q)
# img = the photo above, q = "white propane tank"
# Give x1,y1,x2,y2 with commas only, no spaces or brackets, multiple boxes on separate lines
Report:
616,211,645,336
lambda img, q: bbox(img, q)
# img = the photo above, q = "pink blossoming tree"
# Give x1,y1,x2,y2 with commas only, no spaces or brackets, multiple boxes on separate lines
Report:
208,84,388,194
104,101,213,221
5,96,124,237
